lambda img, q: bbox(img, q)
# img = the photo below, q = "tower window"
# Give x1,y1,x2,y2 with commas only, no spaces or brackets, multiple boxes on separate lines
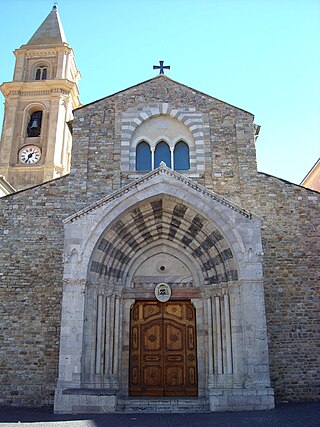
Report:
27,111,43,137
35,67,48,80
174,141,190,170
154,141,171,168
136,141,151,171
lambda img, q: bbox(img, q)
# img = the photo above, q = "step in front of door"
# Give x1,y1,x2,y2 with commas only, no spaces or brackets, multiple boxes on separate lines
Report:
117,398,210,413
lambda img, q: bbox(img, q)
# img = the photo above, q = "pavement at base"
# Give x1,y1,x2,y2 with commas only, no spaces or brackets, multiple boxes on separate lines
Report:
0,402,319,427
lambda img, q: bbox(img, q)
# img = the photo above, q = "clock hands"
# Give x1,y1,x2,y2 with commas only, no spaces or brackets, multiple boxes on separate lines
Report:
27,152,34,163
19,146,41,164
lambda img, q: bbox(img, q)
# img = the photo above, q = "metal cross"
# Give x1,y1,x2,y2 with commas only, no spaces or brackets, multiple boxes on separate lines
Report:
153,60,170,75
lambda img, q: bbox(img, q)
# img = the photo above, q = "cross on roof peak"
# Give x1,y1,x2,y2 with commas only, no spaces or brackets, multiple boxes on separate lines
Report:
153,60,170,75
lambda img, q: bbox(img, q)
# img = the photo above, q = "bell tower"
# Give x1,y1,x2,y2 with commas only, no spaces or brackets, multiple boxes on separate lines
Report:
0,5,80,190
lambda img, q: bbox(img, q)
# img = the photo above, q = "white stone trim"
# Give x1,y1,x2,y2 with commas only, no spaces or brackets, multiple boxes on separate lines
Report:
120,103,205,172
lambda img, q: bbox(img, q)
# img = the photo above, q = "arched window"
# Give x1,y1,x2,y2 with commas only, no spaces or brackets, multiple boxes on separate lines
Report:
27,111,43,137
35,66,48,80
174,141,190,170
136,141,151,171
154,141,171,168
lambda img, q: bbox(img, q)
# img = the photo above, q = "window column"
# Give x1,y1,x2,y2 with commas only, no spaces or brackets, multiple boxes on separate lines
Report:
170,147,174,169
151,147,155,170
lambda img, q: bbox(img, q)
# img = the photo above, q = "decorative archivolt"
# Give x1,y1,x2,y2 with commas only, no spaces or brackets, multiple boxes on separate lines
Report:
88,195,238,287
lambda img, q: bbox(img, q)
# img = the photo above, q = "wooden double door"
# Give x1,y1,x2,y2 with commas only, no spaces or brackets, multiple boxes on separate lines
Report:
129,300,198,397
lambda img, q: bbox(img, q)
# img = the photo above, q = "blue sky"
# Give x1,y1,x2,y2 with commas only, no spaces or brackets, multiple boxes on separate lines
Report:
0,0,319,184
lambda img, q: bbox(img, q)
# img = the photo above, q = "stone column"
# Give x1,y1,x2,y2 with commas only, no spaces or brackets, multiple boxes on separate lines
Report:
151,147,155,170
206,297,214,384
112,296,121,379
224,294,233,374
95,292,106,375
120,298,135,397
170,147,174,169
239,280,272,388
90,291,122,388
55,279,87,388
214,296,223,374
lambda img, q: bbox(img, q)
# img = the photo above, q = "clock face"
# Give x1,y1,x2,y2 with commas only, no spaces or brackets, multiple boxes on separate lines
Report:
19,145,41,164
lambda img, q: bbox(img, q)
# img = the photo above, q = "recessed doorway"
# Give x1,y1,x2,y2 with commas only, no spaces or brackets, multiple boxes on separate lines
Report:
129,300,198,397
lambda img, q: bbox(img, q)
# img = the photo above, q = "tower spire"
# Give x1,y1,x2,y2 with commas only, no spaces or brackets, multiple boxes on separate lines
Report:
25,4,67,47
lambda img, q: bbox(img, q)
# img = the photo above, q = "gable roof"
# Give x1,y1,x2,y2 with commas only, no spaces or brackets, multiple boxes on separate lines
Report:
64,163,252,224
24,5,67,47
75,74,253,117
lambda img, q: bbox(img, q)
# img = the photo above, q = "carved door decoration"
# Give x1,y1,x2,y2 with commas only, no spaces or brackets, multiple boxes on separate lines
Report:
129,300,198,397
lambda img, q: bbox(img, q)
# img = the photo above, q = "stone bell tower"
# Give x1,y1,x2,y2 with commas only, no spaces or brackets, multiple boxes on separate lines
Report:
0,5,80,191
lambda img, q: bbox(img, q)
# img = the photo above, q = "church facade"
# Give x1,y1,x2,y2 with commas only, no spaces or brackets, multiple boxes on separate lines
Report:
0,7,319,413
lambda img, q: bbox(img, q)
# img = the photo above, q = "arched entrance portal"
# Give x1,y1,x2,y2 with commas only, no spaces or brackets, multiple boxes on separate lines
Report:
83,194,238,399
129,300,198,397
55,167,274,413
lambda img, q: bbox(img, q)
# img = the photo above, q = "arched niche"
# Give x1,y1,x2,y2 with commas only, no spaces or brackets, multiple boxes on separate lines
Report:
22,102,47,141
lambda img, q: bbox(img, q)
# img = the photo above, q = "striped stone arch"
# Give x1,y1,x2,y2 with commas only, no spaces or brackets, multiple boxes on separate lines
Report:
120,103,205,172
88,195,238,286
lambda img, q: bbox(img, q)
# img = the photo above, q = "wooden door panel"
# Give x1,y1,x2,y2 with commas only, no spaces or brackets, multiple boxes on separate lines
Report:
143,322,161,351
143,303,161,320
164,303,183,319
166,354,183,362
187,366,197,386
129,300,198,397
187,325,195,350
165,366,184,387
142,366,162,386
143,354,161,362
164,321,184,351
131,326,139,350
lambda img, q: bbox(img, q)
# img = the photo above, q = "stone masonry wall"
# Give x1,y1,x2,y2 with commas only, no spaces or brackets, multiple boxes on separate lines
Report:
0,173,104,406
249,174,319,402
0,77,319,406
70,76,256,204
0,178,71,406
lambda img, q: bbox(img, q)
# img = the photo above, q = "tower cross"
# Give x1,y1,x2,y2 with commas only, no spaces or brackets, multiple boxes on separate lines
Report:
153,60,170,75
